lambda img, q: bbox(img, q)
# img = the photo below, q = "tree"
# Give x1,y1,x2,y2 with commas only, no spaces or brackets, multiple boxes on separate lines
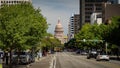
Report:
75,24,95,49
75,23,107,50
107,16,120,46
106,16,120,57
0,3,48,66
64,38,76,49
75,16,120,56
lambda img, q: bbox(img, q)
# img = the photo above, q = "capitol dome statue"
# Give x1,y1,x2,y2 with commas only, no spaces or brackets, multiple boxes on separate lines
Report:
54,19,64,44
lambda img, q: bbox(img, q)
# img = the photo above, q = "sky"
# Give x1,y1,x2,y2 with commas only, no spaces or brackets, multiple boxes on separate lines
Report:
32,0,79,35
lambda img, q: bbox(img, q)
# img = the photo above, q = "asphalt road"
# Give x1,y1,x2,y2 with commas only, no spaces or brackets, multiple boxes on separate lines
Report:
55,52,120,68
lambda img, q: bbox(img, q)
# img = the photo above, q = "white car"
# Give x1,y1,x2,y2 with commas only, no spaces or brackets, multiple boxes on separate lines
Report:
96,54,109,61
81,51,87,55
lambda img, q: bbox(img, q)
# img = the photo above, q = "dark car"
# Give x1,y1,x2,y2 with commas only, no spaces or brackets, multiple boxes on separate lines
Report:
0,51,4,63
29,54,35,63
76,49,81,54
0,51,4,59
12,52,31,64
87,51,97,59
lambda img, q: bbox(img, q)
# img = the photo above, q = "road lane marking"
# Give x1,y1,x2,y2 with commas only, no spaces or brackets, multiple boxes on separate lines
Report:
53,55,56,68
49,55,54,68
49,53,57,68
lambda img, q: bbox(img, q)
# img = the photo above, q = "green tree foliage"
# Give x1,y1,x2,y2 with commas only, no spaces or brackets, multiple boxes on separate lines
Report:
75,16,120,54
75,23,108,50
0,3,48,51
64,38,76,49
107,16,120,46
39,33,61,51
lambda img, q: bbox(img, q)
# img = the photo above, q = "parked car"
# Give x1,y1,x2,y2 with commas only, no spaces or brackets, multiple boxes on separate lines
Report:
0,51,4,63
12,52,31,64
96,53,109,61
0,51,4,59
87,51,97,59
81,51,87,55
76,49,81,54
29,54,35,63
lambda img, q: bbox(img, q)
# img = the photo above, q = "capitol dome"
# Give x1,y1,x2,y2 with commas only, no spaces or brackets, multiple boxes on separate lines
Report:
54,19,64,44
54,20,63,32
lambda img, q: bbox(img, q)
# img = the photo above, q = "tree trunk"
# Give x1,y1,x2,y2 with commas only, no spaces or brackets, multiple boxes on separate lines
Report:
9,49,13,68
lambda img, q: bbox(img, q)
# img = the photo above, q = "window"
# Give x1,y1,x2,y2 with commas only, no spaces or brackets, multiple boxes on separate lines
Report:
95,4,102,6
85,16,90,18
1,1,3,3
85,20,90,22
12,1,14,3
96,8,102,10
9,1,11,3
85,12,92,14
97,0,106,2
85,4,93,6
14,1,16,3
85,8,92,10
17,1,19,3
85,0,95,2
6,1,8,3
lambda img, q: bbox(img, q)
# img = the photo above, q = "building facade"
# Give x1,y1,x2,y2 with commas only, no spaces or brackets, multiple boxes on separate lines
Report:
80,0,108,28
108,0,120,4
74,14,80,34
68,14,80,41
0,0,32,6
68,15,74,41
90,12,102,25
54,20,64,44
103,3,120,24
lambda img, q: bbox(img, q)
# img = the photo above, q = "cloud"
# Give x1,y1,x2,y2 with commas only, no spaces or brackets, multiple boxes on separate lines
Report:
32,0,79,35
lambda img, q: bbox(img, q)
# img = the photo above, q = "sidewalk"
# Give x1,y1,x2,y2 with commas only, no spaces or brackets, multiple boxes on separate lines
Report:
35,56,46,62
29,54,54,68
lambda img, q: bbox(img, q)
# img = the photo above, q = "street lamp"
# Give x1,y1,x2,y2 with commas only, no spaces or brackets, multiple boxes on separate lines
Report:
105,42,108,54
83,39,86,42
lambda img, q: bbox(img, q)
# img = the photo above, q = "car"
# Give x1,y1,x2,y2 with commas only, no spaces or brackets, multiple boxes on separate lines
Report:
12,52,31,64
81,51,87,55
0,51,4,63
20,52,31,64
96,53,109,61
0,51,4,59
76,49,81,54
87,51,97,59
29,54,35,63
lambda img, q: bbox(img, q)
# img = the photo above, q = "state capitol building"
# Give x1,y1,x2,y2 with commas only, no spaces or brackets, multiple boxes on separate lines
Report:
54,20,67,44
